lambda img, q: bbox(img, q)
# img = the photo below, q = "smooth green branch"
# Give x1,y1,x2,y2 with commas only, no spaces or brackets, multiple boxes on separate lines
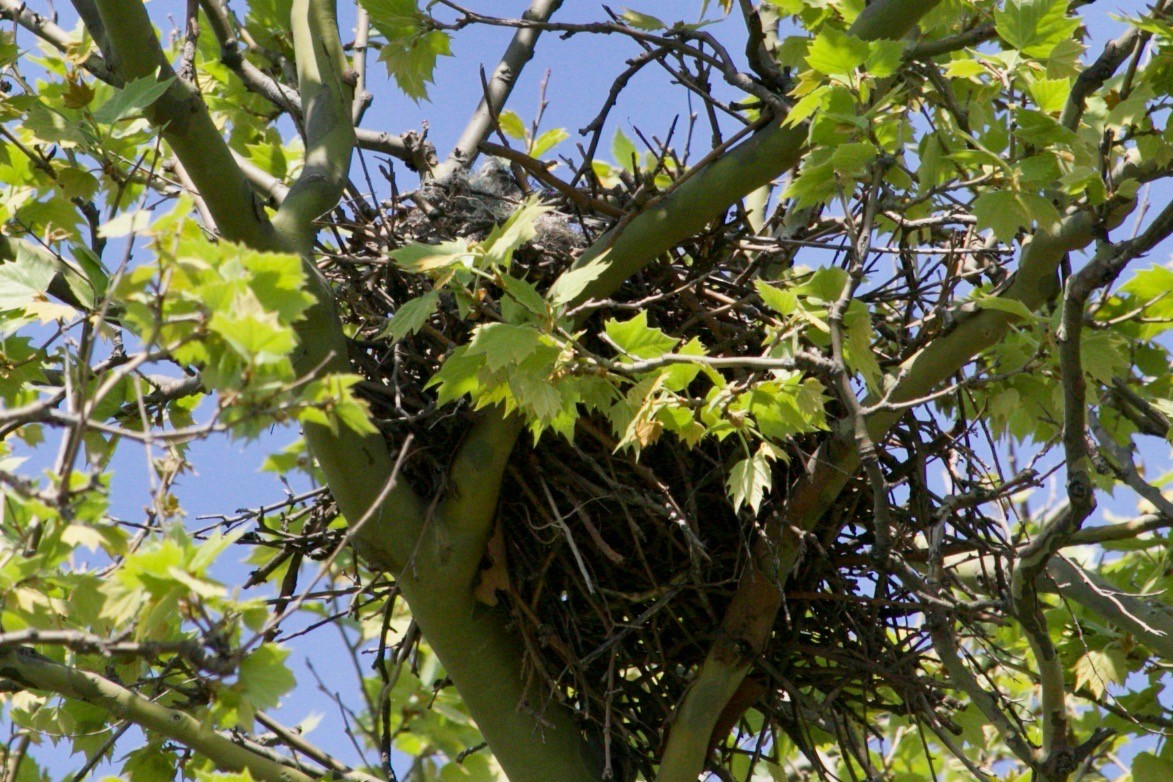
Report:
0,647,317,782
272,0,356,249
88,0,275,248
652,3,942,778
436,0,565,178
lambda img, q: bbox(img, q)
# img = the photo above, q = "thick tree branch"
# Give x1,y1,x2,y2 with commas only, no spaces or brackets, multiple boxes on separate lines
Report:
654,149,1166,782
76,3,604,778
86,0,274,248
945,552,1173,662
651,4,943,777
0,647,316,782
436,0,564,178
550,0,942,311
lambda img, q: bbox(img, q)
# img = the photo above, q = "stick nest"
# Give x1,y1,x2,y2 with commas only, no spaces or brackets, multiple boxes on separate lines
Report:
314,162,1016,778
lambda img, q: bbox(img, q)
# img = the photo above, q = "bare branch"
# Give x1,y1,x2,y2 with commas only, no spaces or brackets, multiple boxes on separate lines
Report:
436,0,564,178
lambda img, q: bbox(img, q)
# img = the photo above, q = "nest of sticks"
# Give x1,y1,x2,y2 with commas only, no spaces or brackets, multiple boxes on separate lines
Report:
310,160,1018,777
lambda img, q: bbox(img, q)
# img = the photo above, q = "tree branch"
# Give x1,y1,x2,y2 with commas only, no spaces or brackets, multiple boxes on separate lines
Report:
550,0,942,310
0,647,316,782
435,0,564,178
650,4,944,777
0,0,115,83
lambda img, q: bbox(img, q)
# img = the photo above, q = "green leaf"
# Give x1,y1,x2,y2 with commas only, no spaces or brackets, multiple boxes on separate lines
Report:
844,300,881,391
829,141,877,177
548,251,611,306
390,239,473,273
529,127,568,157
973,293,1037,321
973,190,1029,243
97,210,151,238
125,744,177,782
482,198,551,267
755,280,797,316
92,74,175,125
994,0,1081,59
1134,752,1173,782
605,312,678,359
209,307,296,365
499,274,548,323
620,9,665,30
1028,76,1070,113
236,644,295,722
1121,266,1173,301
0,243,57,312
1080,331,1129,384
783,85,828,128
427,345,483,406
662,337,706,392
1017,153,1062,185
300,374,378,436
379,291,439,342
865,39,905,78
805,28,869,77
509,370,563,421
466,323,543,371
612,128,639,171
1073,645,1127,699
794,267,848,303
376,28,453,102
782,161,835,207
498,110,526,140
727,448,773,513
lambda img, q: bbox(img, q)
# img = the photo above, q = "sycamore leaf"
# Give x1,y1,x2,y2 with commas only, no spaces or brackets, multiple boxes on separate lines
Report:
466,323,543,371
844,300,882,392
605,312,678,359
1080,331,1129,385
783,85,828,128
390,239,473,273
376,29,452,102
1029,76,1071,113
973,190,1028,243
612,128,639,171
236,644,295,720
973,293,1037,321
300,374,378,436
378,291,440,342
727,448,773,514
755,280,797,316
427,346,483,406
805,28,869,77
793,267,848,304
509,371,563,420
1073,645,1127,699
548,251,611,306
0,243,57,312
92,74,175,125
529,127,569,157
97,210,152,238
209,304,295,365
482,199,551,267
499,274,548,323
1134,753,1173,782
994,0,1080,59
865,39,905,78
